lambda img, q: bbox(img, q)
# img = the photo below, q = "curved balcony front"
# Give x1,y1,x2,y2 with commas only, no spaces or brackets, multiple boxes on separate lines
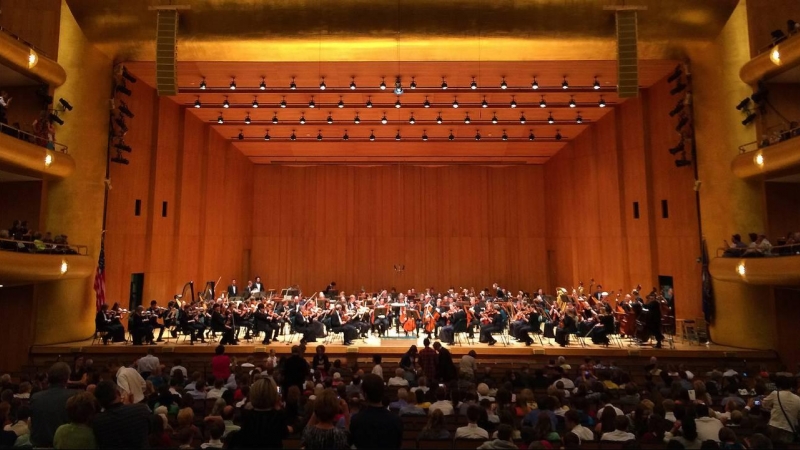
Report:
0,128,74,179
709,255,800,285
740,32,800,85
0,29,66,87
0,244,93,285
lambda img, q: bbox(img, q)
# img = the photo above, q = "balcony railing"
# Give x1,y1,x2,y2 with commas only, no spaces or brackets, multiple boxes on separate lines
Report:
732,129,800,180
0,122,68,154
0,26,51,58
0,238,87,256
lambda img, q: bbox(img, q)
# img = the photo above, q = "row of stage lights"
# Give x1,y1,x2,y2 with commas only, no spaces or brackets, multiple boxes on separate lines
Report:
199,76,603,92
196,95,608,109
236,129,564,141
216,111,585,125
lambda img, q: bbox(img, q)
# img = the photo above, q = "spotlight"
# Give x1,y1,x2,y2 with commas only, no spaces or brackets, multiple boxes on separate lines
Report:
789,20,799,34
555,130,562,140
343,131,349,141
569,97,576,108
366,97,373,108
114,141,132,152
290,131,297,141
667,65,683,83
410,78,417,89
114,115,126,131
548,113,555,124
599,97,606,108
528,131,535,141
575,114,583,124
290,78,297,90
491,114,498,124
436,114,443,124
539,97,547,108
771,29,787,45
50,113,64,125
280,97,287,108
230,78,236,90
669,99,685,117
409,114,416,124
394,77,403,95
441,78,448,90
116,84,131,96
120,67,137,83
742,112,757,126
452,98,459,108
319,78,327,90
395,99,402,108
111,155,129,165
675,155,691,167
502,131,508,141
395,131,401,141
354,114,361,124
562,77,569,89
118,102,134,118
59,98,73,111
238,131,244,140
471,78,478,90
464,114,471,124
668,140,685,155
244,113,251,125
223,98,230,108
448,131,455,141
500,78,507,89
422,131,428,141
381,114,388,124
532,78,539,90
751,85,768,104
338,98,345,108
252,98,259,108
299,114,306,125
369,131,376,141
735,98,751,111
424,97,431,108
309,97,316,108
350,78,357,90
327,114,334,124
510,98,517,108
675,114,688,131
670,82,687,95
317,131,323,141
380,78,386,90
217,114,224,124
481,97,488,108
264,131,271,141
519,113,526,124
199,78,207,90
475,131,481,141
593,77,601,90
272,114,278,124
259,78,266,90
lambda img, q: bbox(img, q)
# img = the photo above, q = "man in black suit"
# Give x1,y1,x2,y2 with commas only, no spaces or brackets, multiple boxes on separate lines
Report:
254,303,276,345
211,304,235,345
330,304,358,345
253,276,265,294
227,279,239,298
645,295,664,348
131,306,154,345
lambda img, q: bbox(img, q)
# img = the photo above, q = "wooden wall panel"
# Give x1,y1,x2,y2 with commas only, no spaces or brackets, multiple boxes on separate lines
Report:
0,285,36,373
0,0,61,57
765,182,800,242
250,166,547,293
0,180,43,232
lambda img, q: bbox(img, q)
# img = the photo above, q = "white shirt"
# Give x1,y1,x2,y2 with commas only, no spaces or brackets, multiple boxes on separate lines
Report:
429,400,455,415
387,376,409,387
201,439,224,448
455,423,489,440
695,417,724,442
206,387,227,399
664,412,677,423
410,386,429,394
170,365,188,378
136,354,160,374
763,390,800,433
554,377,575,390
116,366,146,404
372,364,383,379
570,425,594,442
601,430,635,441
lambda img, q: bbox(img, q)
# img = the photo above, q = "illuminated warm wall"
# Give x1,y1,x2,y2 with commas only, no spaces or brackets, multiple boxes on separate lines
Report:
544,79,702,320
0,180,44,232
765,182,800,243
0,0,61,57
104,80,253,306
250,165,547,293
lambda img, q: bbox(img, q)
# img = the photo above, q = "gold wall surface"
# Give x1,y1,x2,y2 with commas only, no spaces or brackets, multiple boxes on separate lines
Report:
0,30,67,87
690,0,775,350
710,256,800,285
0,133,75,179
0,251,94,285
31,1,112,345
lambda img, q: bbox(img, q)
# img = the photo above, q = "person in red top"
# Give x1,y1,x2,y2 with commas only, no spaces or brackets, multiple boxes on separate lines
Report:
211,345,231,382
418,338,438,383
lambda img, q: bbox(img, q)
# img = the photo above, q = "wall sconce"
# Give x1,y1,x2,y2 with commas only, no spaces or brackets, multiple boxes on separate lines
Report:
60,260,69,275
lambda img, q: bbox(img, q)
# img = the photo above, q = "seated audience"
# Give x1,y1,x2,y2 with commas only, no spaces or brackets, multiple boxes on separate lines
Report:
601,415,636,442
417,409,450,440
91,380,151,449
455,404,490,440
53,392,96,449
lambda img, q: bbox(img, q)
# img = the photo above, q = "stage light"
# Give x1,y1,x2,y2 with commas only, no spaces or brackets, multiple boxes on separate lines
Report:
409,114,416,124
569,97,576,108
594,77,601,90
491,114,498,124
424,97,431,108
562,77,569,89
290,78,297,90
350,78,357,90
441,78,448,90
502,131,508,141
449,131,455,141
669,140,685,155
500,78,507,90
114,141,132,152
395,99,402,108
199,78,207,90
380,78,386,90
272,114,278,124
264,131,271,141
510,97,517,108
59,98,73,111
464,114,471,124
395,131,401,141
308,97,316,108
111,155,129,165
599,97,606,108
475,131,481,141
327,114,334,124
369,131,375,141
471,78,478,90
555,130,562,140
676,115,688,131
548,113,555,124
114,115,127,132
119,102,134,118
789,20,799,34
669,99,685,117
342,130,349,141
670,82,687,95
223,98,230,108
50,113,64,125
381,114,388,124
290,131,297,141
576,114,583,124
299,114,306,125
252,98,259,108
742,112,757,125
667,65,683,83
116,84,131,96
751,85,768,104
482,97,488,108
532,78,539,90
217,114,224,124
338,98,345,108
422,130,428,141
675,156,691,167
317,131,323,141
244,113,251,125
519,113,526,124
280,97,287,108
230,78,236,90
238,131,244,140
539,97,547,108
529,131,535,141
259,78,266,90
366,97,373,108
194,98,201,109
319,78,326,90
354,114,361,124
772,29,787,45
410,78,417,89
436,114,443,124
394,77,403,95
452,98,459,108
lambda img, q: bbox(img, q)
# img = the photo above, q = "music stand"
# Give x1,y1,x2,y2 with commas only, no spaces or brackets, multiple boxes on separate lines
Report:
281,289,290,300
316,298,328,309
374,306,387,318
407,309,420,322
326,290,339,299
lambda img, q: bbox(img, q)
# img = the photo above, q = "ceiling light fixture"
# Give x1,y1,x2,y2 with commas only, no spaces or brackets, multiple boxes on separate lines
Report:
244,113,251,124
555,130,563,140
272,114,278,124
410,77,417,89
290,78,297,90
381,113,388,124
319,78,326,90
539,97,547,108
309,97,316,108
217,114,224,124
194,98,201,108
510,97,517,108
436,113,443,124
519,113,526,124
366,97,373,108
599,97,606,108
529,131,535,141
423,97,431,108
230,78,236,90
481,97,488,108
252,97,259,108
327,114,334,124
449,131,455,141
199,78,207,90
502,131,508,141
395,99,402,108
394,77,403,95
338,98,345,108
350,78,357,90
441,78,448,90
491,113,498,124
280,97,287,108
380,77,386,90
409,114,416,124
500,77,508,90
475,131,481,141
548,113,555,124
369,131,376,141
532,78,539,90
317,131,323,141
562,77,569,89
343,130,349,141
569,97,576,108
464,114,471,124
290,131,297,141
238,130,244,140
264,130,270,140
576,114,583,124
422,131,428,141
452,98,459,108
223,98,230,108
395,130,401,141
299,114,306,125
259,78,266,90
594,77,601,90
354,114,361,124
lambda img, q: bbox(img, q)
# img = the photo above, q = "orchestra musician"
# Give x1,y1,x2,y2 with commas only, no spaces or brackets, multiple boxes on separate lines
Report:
147,300,167,342
254,303,277,345
210,304,236,345
330,304,358,345
293,303,318,343
554,306,578,347
587,304,615,345
479,302,503,346
514,303,542,346
178,304,205,344
131,305,155,345
371,297,390,337
243,280,254,299
253,276,265,294
347,298,370,338
164,301,179,338
227,279,239,298
645,294,664,348
95,304,125,344
439,303,464,345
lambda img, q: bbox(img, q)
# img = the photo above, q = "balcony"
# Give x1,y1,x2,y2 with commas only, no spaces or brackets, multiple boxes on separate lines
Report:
732,132,800,180
740,31,800,85
710,246,800,285
0,27,66,87
0,240,92,285
0,125,74,179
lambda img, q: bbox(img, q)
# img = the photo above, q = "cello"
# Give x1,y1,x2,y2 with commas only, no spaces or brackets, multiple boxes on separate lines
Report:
423,303,437,335
401,304,417,334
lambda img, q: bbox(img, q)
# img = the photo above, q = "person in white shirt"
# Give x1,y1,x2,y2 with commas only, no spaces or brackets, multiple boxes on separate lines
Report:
601,416,635,441
477,383,495,402
170,361,188,379
760,377,800,443
411,377,430,394
111,361,146,404
387,368,409,387
429,387,455,415
206,379,227,399
663,399,677,422
454,405,489,440
460,351,477,378
693,404,724,442
201,420,225,449
598,400,624,418
136,349,160,376
371,355,384,380
553,368,575,390
565,410,593,442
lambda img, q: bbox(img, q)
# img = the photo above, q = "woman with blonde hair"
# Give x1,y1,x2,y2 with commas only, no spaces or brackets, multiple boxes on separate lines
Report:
228,377,292,449
301,389,350,450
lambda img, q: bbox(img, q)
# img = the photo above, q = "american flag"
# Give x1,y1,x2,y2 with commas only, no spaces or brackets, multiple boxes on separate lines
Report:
94,234,106,311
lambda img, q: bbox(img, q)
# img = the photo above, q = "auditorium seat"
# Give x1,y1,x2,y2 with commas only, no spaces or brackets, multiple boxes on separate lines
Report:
454,438,488,449
417,439,455,449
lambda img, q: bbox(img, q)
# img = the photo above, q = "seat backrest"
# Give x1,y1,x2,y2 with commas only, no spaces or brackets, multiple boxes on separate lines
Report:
454,438,487,449
417,439,454,449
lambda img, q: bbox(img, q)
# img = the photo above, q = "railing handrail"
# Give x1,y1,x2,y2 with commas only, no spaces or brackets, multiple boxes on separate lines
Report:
755,29,800,56
0,237,88,256
0,26,51,58
716,243,799,257
738,125,800,154
0,122,68,154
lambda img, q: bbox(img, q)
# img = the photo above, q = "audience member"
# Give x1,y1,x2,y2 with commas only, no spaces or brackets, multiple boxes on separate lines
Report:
418,409,450,440
92,380,151,449
601,415,636,441
228,377,291,449
30,362,78,447
455,404,490,439
350,373,403,449
53,392,96,449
